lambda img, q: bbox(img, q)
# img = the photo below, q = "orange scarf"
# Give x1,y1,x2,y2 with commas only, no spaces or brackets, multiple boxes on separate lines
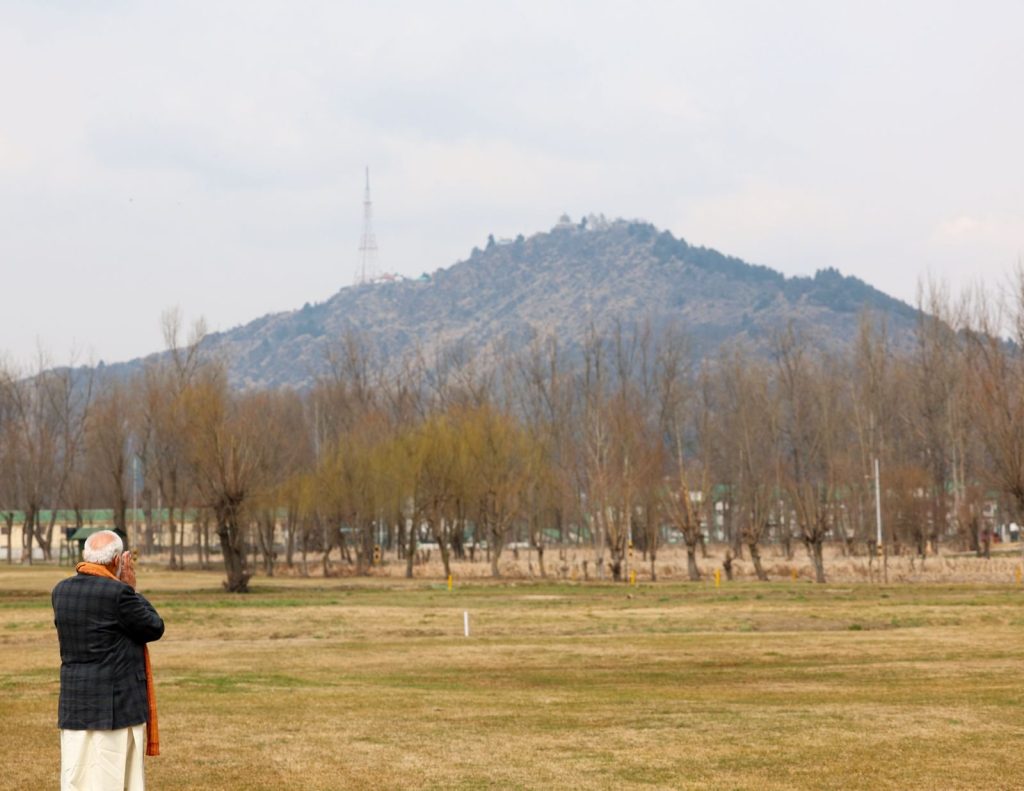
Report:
76,561,160,756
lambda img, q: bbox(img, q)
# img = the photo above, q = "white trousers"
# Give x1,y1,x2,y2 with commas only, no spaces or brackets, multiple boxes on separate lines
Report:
60,724,145,791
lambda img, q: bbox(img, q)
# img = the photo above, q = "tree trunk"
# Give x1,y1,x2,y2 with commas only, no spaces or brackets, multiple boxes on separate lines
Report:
300,520,310,577
31,512,52,562
781,519,793,559
355,519,371,576
43,510,58,561
201,512,212,569
608,521,625,582
732,529,744,560
337,529,351,565
451,524,463,560
405,517,417,579
168,513,179,570
434,520,452,580
22,506,36,565
610,552,623,582
396,516,407,560
217,502,251,593
967,514,981,554
178,515,188,569
749,542,768,581
112,490,127,539
285,508,296,568
250,523,259,570
4,512,13,565
320,518,334,576
686,543,701,582
258,511,276,576
364,522,374,574
807,537,826,583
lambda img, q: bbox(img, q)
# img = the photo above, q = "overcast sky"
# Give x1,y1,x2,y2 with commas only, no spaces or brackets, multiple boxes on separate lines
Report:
2,1,1022,366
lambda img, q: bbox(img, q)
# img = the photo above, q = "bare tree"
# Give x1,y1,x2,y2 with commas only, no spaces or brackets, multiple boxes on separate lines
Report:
141,311,206,568
461,404,536,577
513,334,578,576
0,362,18,563
407,411,467,580
183,366,277,592
716,347,778,580
1,351,92,562
252,390,310,576
86,378,134,538
576,323,662,582
906,287,972,554
964,268,1024,531
774,326,842,583
659,360,713,582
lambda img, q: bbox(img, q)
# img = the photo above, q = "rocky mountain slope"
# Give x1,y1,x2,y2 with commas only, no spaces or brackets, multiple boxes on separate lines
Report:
115,217,921,389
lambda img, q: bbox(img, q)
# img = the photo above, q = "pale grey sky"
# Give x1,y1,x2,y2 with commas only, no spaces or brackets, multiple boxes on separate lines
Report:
2,1,1022,366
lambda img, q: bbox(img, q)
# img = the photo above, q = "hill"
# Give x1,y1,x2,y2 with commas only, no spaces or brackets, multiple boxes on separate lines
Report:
111,216,921,389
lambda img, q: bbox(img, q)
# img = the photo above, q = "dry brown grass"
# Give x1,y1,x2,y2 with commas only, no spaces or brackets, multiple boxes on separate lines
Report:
3,565,1024,789
207,542,1024,585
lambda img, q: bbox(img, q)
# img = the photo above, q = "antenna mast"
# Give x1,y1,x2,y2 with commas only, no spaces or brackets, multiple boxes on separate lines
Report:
356,167,379,285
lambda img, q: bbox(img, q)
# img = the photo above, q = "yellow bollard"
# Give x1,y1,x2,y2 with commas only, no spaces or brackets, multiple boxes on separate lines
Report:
791,567,798,581
629,569,637,586
447,574,453,592
714,568,721,588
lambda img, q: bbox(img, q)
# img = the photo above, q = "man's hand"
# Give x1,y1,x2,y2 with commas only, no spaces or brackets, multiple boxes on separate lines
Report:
119,550,137,590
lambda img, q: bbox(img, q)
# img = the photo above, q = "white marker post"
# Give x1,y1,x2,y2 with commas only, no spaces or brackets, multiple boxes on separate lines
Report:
463,611,470,638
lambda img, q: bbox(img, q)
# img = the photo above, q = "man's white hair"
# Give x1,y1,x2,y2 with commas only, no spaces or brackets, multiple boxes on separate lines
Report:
83,530,123,565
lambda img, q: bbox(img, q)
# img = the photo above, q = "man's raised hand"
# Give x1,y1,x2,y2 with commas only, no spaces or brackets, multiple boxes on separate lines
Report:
119,551,137,589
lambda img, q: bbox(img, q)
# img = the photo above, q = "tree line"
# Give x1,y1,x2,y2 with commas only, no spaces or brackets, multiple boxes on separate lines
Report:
2,278,1023,592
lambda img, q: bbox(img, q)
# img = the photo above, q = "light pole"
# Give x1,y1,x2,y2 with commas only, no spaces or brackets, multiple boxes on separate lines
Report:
874,457,886,584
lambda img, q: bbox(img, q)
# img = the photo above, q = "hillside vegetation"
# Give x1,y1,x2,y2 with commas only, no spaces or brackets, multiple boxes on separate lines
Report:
110,217,919,389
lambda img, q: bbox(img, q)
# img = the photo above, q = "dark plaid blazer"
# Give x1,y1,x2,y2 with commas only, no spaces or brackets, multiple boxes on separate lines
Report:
52,573,165,730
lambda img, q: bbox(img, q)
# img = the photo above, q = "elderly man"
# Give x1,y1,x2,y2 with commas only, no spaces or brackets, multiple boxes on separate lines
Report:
52,530,164,791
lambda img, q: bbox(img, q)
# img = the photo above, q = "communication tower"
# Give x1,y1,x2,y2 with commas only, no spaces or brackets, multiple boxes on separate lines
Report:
356,167,379,285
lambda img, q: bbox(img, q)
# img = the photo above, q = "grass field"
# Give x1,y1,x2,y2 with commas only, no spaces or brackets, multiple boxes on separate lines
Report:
3,566,1024,790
